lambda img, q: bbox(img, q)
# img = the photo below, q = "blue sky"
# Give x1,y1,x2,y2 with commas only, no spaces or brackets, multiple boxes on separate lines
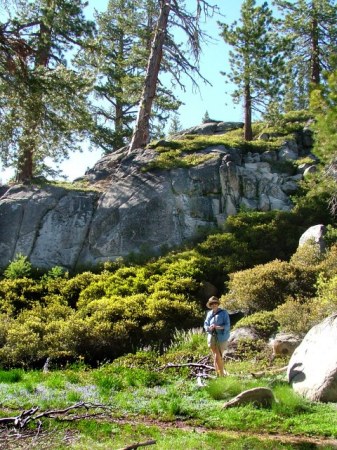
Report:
1,0,243,182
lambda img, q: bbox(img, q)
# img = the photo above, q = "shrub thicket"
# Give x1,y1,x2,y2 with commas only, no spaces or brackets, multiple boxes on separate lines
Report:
0,161,335,367
274,297,317,336
222,259,318,313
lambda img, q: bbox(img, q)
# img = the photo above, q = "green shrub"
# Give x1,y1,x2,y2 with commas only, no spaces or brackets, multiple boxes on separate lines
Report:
290,240,325,267
233,311,279,339
324,225,337,247
0,320,45,367
196,232,250,286
274,297,316,335
43,266,68,280
291,173,334,226
235,338,267,360
162,328,208,364
222,259,317,313
0,314,12,347
168,328,207,354
113,350,159,369
311,274,337,322
0,301,76,368
59,271,100,308
317,244,337,278
224,211,307,266
3,254,32,279
0,278,45,314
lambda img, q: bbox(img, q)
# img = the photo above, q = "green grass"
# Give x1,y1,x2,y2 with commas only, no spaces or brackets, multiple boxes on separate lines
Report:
0,368,24,383
0,333,336,449
5,419,334,449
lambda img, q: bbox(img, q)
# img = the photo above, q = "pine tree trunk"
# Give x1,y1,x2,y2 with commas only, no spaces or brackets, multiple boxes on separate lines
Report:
16,143,34,183
310,14,320,85
16,15,52,182
129,0,171,152
244,83,253,141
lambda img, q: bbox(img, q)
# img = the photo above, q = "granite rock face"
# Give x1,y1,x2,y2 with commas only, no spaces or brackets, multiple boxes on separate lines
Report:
0,124,314,270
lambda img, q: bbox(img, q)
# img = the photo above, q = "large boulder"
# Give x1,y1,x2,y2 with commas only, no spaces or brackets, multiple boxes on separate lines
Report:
287,314,337,402
223,387,275,409
299,224,326,253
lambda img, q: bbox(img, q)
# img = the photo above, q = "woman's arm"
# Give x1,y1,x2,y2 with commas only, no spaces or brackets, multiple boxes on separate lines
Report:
204,311,214,333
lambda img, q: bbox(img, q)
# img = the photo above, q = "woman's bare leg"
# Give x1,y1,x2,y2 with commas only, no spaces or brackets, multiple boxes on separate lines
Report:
210,344,225,376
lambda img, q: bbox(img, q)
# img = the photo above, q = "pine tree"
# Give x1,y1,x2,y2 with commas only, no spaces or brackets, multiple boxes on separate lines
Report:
202,110,211,123
310,64,337,213
311,67,337,163
220,0,288,141
80,0,182,154
129,0,216,151
0,0,94,182
168,113,183,136
275,0,337,108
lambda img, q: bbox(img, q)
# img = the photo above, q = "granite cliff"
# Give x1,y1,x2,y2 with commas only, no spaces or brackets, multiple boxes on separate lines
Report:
0,122,316,270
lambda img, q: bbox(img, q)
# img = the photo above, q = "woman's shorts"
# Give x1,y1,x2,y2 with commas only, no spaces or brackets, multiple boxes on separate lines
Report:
208,337,228,355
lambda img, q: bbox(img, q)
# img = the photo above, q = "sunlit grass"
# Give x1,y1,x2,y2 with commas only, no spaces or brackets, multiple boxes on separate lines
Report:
0,356,337,447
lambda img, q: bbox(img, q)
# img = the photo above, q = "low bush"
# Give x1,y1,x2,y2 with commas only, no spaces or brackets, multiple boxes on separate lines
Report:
235,337,268,360
222,259,317,313
233,311,279,339
273,297,317,336
0,368,24,382
0,277,45,314
290,240,325,268
312,273,337,322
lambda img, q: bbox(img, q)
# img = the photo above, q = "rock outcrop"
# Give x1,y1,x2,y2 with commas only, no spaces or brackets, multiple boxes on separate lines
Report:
287,314,337,402
298,224,326,253
269,332,302,359
0,122,314,270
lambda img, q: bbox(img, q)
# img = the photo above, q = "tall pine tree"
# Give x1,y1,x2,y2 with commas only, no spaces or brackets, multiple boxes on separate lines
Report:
275,0,337,110
80,0,182,153
0,0,94,182
220,0,288,140
129,0,216,151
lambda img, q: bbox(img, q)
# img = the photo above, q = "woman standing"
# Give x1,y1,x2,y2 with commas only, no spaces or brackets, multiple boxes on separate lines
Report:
204,296,230,377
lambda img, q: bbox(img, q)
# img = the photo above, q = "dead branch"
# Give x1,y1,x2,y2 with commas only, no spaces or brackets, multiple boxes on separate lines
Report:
158,362,214,372
118,439,156,450
0,401,112,429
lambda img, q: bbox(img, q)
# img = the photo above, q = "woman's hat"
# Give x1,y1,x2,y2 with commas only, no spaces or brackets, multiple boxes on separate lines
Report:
206,296,220,308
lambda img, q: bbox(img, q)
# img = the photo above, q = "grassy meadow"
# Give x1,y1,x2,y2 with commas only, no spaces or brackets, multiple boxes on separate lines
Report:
1,329,337,450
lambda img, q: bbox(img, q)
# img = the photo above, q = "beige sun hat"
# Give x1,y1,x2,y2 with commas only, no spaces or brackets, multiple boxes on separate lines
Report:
206,296,220,308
